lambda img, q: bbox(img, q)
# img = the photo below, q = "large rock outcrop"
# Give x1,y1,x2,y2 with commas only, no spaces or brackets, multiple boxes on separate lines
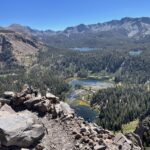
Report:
114,133,142,150
0,85,143,150
0,108,44,148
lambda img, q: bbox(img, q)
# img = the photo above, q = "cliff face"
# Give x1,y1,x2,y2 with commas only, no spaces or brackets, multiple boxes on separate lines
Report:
0,85,143,150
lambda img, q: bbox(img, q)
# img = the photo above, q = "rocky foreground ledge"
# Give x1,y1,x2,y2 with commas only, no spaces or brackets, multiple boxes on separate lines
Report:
0,85,143,150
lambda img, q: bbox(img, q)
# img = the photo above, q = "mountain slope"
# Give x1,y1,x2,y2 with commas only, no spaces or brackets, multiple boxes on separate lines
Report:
4,17,150,48
0,29,43,68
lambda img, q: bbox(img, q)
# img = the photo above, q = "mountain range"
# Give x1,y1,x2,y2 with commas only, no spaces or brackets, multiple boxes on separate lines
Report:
1,17,150,48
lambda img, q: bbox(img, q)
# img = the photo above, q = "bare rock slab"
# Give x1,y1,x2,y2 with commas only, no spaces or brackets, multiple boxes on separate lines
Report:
0,110,45,148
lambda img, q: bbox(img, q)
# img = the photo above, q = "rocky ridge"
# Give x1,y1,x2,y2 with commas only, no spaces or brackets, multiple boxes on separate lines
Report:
0,85,143,150
1,17,150,49
6,17,150,38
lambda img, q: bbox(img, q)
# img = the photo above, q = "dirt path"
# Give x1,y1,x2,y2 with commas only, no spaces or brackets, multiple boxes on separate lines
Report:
40,117,76,150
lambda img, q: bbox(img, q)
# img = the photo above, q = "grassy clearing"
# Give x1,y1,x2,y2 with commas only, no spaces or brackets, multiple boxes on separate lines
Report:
114,119,139,135
78,100,90,106
71,99,90,107
122,119,139,133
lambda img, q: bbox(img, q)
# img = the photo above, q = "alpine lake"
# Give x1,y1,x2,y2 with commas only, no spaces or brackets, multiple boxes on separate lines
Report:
66,76,115,122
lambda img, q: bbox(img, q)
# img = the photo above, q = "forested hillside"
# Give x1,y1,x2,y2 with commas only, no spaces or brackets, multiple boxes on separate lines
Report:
91,85,150,131
38,47,150,84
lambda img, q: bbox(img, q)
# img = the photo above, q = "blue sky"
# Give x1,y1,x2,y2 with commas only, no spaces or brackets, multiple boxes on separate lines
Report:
0,0,150,30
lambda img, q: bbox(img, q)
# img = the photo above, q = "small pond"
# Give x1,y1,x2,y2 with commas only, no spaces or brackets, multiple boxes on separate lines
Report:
70,47,98,51
69,79,114,89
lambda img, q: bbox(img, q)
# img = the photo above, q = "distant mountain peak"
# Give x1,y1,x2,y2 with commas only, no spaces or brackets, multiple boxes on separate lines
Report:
7,24,34,35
